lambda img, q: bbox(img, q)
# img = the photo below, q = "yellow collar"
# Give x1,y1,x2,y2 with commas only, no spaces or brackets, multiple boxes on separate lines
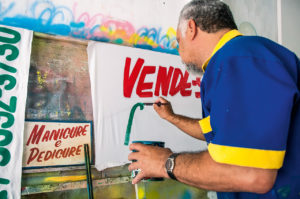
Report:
201,29,242,71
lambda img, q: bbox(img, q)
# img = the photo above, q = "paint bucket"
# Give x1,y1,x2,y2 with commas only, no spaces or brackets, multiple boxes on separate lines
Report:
131,140,165,181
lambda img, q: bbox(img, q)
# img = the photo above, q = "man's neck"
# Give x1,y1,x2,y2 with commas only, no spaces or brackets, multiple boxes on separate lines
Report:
194,28,231,67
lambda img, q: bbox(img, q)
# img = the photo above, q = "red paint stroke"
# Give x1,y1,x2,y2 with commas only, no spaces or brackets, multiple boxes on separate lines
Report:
155,66,174,96
192,77,201,98
123,57,145,98
136,66,156,97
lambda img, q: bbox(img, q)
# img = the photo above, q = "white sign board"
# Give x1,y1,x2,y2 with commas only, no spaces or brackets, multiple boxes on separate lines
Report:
0,25,32,199
88,42,207,171
23,121,93,168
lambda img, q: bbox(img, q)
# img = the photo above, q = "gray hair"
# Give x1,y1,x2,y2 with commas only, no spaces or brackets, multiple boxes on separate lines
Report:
179,0,237,35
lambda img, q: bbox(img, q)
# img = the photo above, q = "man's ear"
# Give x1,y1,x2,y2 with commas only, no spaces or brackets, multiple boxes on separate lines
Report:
187,19,197,40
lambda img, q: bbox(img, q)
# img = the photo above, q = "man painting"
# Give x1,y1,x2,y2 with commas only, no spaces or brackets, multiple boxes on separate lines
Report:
128,0,300,198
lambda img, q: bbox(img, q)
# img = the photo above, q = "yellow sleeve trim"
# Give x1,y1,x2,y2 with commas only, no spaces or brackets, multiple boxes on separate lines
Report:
199,116,212,134
208,143,285,169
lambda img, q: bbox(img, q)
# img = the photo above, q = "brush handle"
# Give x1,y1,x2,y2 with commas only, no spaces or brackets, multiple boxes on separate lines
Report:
143,102,168,106
84,144,94,199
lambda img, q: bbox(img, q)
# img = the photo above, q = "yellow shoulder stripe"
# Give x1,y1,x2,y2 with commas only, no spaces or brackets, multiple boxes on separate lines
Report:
208,143,285,169
201,29,243,71
199,116,212,134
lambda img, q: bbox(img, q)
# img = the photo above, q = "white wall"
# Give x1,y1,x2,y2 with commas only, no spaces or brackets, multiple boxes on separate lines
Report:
282,0,300,56
224,0,278,42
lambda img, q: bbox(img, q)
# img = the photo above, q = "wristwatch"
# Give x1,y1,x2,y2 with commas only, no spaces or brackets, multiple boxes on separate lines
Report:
165,153,179,180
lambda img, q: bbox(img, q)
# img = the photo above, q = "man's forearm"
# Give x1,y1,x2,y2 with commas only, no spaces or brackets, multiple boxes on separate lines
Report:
167,114,205,141
172,151,277,194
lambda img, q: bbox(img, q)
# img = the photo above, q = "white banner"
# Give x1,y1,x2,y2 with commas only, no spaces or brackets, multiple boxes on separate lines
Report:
0,25,32,199
88,42,207,171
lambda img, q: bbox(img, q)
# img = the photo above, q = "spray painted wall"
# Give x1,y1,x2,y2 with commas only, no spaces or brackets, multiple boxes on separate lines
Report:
0,0,190,55
0,0,285,56
2,0,298,58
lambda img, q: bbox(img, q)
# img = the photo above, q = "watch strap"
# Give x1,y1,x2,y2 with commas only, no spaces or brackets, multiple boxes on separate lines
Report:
166,153,179,180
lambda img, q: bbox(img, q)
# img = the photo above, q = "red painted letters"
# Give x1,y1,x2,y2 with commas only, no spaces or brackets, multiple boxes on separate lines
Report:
123,57,144,97
155,66,174,96
169,69,192,96
123,57,200,98
136,66,156,97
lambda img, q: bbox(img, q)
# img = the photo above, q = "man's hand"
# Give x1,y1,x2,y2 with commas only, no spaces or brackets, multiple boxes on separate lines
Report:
128,143,172,184
153,97,175,121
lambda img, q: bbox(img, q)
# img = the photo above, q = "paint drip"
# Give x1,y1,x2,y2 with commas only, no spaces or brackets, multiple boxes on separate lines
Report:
124,103,144,145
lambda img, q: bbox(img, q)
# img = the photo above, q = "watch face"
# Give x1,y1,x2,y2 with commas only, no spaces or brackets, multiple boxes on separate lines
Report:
165,158,173,171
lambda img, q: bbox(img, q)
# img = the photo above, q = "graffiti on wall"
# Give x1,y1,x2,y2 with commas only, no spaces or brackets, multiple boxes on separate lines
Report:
0,0,179,55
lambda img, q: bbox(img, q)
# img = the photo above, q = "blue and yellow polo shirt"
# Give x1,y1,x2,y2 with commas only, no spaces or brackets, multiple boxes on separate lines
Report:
199,30,300,198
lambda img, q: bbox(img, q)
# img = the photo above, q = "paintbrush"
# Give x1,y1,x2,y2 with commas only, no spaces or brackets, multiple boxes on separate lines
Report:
143,102,169,106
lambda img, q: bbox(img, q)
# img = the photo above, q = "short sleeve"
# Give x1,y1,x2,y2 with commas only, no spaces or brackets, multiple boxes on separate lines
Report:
200,56,298,169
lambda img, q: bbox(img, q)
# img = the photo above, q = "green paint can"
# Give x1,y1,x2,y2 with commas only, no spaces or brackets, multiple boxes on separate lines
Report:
131,140,165,181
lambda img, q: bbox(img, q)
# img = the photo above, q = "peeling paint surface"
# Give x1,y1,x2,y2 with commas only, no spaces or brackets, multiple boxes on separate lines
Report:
25,34,93,121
